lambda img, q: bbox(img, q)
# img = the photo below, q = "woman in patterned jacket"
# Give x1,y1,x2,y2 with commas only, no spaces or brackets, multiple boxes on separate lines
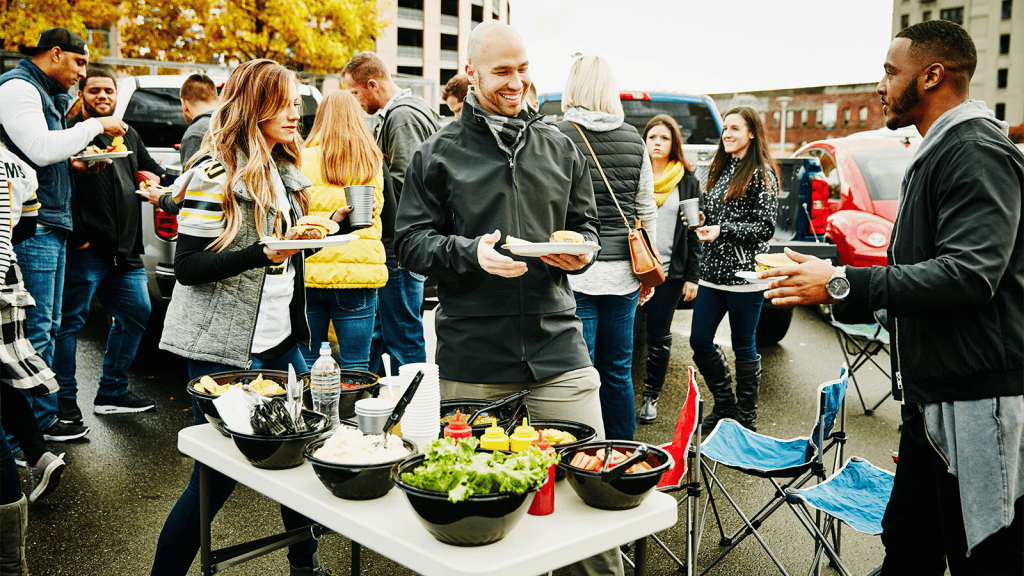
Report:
692,107,778,432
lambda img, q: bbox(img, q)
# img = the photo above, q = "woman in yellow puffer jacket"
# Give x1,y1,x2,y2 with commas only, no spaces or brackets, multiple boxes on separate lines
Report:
300,90,387,370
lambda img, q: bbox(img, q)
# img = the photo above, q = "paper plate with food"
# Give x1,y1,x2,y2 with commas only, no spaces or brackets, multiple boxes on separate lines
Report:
502,230,601,257
261,216,357,250
73,136,133,163
135,180,171,196
736,253,795,284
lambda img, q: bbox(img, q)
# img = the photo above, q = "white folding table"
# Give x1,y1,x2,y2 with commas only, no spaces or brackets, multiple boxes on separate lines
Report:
179,424,678,576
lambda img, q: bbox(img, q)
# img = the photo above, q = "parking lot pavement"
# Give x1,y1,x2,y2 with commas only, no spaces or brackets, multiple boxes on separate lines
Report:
22,304,899,575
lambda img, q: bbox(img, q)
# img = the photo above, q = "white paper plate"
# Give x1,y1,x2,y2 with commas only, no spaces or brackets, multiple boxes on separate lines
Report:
735,271,784,284
502,242,601,257
261,234,357,250
72,151,133,161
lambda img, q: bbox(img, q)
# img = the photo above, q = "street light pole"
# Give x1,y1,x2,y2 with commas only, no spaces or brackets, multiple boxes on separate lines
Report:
777,96,792,156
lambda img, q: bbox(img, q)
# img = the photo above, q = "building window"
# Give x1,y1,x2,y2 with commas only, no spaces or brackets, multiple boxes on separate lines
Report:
922,11,931,21
816,108,823,126
471,4,483,22
1000,34,1011,54
772,111,780,129
995,103,1006,120
901,14,910,28
786,110,794,128
398,0,423,8
398,66,422,76
441,0,458,16
859,106,868,126
800,110,808,127
1003,0,1013,20
998,68,1009,89
842,108,851,128
397,27,423,48
940,7,963,24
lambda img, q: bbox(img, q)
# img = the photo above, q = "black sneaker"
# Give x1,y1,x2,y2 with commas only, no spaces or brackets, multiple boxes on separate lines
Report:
42,421,90,442
93,391,155,415
58,398,83,423
13,449,27,468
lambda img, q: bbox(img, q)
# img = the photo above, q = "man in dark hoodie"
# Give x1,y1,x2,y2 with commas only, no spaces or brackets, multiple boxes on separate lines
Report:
54,68,165,420
765,21,1023,574
342,52,440,377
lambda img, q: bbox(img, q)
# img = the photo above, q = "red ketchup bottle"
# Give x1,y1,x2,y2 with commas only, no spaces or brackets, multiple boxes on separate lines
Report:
527,433,555,516
443,411,473,442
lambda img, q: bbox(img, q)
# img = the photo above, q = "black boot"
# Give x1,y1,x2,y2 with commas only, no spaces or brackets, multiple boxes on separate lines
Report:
694,347,735,431
639,335,673,424
734,355,762,431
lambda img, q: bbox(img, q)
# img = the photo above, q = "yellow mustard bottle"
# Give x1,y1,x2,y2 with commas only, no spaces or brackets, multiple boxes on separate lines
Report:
509,418,539,453
479,421,510,451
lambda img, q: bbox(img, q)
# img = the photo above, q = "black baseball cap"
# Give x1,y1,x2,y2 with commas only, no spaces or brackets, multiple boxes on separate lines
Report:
18,28,89,57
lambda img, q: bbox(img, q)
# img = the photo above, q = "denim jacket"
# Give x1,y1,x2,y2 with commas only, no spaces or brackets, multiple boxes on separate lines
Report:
0,60,75,231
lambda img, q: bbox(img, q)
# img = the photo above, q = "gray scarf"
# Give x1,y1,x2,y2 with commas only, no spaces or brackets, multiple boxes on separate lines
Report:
465,90,534,158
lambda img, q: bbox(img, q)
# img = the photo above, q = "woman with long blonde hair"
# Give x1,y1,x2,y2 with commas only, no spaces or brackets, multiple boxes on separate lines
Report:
154,59,345,576
299,90,387,369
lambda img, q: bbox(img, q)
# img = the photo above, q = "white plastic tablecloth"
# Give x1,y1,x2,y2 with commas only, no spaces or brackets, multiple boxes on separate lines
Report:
179,424,678,576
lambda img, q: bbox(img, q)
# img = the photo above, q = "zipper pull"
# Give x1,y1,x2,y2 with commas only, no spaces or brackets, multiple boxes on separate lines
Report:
896,371,905,404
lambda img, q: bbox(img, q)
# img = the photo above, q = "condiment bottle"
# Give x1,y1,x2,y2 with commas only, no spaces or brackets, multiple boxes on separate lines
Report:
479,421,510,451
527,434,555,516
509,418,539,453
443,411,473,442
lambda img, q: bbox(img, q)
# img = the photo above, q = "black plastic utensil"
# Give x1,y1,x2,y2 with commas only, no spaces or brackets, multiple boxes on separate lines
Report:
467,389,530,430
600,442,650,482
382,370,424,438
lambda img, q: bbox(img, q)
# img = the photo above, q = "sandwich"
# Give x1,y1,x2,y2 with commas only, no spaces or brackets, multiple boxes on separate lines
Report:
754,253,796,272
284,215,340,241
549,230,585,243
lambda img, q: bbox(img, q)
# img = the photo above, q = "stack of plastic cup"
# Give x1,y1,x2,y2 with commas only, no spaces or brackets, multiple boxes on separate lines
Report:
394,362,440,450
354,397,396,435
344,185,375,228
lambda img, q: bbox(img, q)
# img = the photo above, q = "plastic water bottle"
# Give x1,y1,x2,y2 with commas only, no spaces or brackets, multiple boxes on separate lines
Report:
310,342,341,429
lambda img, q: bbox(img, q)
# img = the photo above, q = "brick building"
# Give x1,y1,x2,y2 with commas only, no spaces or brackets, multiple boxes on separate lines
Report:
710,83,886,155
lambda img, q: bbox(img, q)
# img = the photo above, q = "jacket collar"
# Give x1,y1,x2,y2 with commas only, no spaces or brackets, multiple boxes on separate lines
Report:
227,151,312,202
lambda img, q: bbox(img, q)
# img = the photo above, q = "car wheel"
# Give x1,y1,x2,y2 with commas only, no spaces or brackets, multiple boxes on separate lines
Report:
756,306,794,346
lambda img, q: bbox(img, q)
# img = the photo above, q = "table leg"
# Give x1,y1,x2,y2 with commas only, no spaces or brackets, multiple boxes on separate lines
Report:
351,541,361,576
200,463,212,576
634,536,649,576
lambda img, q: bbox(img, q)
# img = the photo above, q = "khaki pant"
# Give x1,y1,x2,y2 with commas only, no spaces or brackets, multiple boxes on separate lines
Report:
441,366,623,576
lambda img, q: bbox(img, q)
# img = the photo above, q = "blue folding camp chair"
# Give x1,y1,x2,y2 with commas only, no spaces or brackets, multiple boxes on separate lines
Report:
696,366,849,576
624,367,704,576
785,457,895,576
831,309,891,415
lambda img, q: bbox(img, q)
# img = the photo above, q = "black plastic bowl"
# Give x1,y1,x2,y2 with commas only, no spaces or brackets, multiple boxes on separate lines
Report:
299,369,379,419
528,419,597,480
556,440,673,510
439,398,527,436
187,370,305,436
392,453,537,546
224,411,330,470
303,434,417,500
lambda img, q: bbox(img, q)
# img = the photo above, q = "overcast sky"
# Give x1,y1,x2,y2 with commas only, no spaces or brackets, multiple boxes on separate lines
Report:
510,0,896,96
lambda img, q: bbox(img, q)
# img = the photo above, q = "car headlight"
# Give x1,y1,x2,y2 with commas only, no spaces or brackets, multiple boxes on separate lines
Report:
865,232,887,248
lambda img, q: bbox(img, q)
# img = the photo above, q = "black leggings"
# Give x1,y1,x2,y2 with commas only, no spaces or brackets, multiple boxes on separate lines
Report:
0,383,48,466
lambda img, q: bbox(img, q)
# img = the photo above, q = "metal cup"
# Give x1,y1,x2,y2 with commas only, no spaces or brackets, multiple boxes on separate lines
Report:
681,198,701,228
344,185,375,228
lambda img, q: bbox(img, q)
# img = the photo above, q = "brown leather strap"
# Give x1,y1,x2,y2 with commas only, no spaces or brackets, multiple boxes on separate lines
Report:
570,122,633,230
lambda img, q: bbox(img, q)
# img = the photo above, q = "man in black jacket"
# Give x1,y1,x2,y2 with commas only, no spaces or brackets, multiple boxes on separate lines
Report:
54,69,164,421
765,21,1022,573
396,21,623,575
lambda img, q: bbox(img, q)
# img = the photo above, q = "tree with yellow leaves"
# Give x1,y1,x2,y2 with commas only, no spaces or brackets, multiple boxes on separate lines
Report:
1,0,120,56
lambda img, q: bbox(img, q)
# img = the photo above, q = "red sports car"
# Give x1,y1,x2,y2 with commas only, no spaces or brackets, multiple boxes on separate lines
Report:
794,136,919,267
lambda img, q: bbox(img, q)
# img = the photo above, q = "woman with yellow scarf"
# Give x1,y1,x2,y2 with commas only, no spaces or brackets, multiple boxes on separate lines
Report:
637,115,701,424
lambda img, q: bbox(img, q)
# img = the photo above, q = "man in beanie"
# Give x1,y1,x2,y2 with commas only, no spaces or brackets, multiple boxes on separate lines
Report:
0,28,127,442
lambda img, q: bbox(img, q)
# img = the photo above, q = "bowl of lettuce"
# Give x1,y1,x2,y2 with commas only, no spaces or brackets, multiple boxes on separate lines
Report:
391,437,559,546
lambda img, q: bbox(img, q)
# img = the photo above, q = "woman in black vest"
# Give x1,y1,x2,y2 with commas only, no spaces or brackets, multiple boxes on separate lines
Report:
555,55,657,441
692,107,779,432
636,115,702,424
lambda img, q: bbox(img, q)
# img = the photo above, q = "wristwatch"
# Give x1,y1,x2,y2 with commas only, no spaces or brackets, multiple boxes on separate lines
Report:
826,266,851,300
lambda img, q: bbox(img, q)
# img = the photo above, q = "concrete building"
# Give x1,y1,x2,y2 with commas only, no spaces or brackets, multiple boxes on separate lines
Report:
374,0,510,115
893,0,1023,124
710,84,887,155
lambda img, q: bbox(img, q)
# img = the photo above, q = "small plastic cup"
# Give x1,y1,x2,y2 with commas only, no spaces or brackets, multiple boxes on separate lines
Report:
344,185,375,228
681,198,701,228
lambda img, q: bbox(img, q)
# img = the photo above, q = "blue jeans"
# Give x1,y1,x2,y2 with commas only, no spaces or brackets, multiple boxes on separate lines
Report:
11,227,66,431
300,287,376,370
574,289,640,441
151,345,316,575
689,286,763,362
368,244,426,376
54,246,151,400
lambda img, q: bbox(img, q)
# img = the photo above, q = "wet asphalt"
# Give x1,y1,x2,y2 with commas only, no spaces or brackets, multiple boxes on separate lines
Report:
21,303,901,576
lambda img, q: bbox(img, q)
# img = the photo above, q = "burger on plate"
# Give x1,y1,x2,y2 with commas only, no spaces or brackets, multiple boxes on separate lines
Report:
549,230,585,243
754,253,795,273
284,215,340,241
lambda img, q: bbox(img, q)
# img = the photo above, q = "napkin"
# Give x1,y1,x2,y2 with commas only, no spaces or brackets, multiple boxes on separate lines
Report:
213,386,262,435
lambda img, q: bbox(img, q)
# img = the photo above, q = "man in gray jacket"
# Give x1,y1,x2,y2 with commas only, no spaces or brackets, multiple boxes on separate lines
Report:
765,20,1022,573
342,52,439,377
